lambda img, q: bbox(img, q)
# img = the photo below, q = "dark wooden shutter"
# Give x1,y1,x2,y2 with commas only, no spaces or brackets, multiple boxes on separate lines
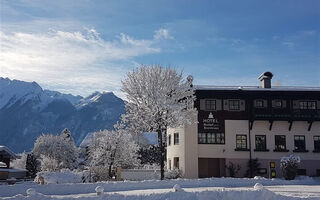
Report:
200,99,205,110
223,100,229,111
292,100,299,109
240,100,245,111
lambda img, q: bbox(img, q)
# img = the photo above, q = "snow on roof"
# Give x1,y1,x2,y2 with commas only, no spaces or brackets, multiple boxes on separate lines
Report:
195,85,320,92
0,145,17,159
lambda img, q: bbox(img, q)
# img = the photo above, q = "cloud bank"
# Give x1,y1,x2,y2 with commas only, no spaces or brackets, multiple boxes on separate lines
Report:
0,28,172,96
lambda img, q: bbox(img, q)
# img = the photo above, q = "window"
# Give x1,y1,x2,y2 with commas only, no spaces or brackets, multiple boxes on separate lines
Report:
173,157,179,169
216,133,225,144
207,133,215,144
275,135,286,151
273,99,283,108
314,136,320,152
174,133,179,145
236,135,247,149
167,134,171,146
299,101,316,110
255,99,265,108
168,159,171,170
198,133,206,144
198,133,225,144
294,135,306,152
255,135,267,151
229,100,240,110
205,99,216,110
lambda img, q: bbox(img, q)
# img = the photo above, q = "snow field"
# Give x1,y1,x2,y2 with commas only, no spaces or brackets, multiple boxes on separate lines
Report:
2,184,319,200
1,177,320,199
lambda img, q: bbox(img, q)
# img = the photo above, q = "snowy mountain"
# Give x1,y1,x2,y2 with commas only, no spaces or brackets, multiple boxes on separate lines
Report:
0,77,125,153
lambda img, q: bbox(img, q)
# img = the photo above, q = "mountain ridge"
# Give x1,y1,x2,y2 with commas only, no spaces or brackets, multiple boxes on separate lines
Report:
0,77,125,153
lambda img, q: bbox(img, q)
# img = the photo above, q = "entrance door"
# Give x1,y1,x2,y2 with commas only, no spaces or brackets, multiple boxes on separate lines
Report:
198,158,225,178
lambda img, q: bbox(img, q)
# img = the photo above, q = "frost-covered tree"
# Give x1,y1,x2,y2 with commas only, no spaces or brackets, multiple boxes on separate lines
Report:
39,155,60,172
60,128,74,143
32,133,79,171
88,129,140,179
280,155,300,180
11,152,28,169
121,65,196,180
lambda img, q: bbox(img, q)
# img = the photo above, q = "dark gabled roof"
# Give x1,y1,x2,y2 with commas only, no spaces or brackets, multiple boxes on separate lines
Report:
0,145,17,159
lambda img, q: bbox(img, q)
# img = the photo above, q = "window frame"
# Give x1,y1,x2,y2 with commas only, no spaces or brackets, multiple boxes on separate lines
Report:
198,133,225,144
236,134,247,150
294,135,307,152
255,135,267,151
273,99,283,108
255,99,265,108
229,99,240,111
174,133,179,145
299,101,316,110
314,136,320,152
274,135,287,151
205,99,216,111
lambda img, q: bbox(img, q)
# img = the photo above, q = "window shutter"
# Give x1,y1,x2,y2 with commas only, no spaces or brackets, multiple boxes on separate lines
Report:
200,99,205,110
271,100,275,107
240,100,245,111
282,100,287,108
216,99,222,110
263,100,268,108
292,100,299,109
223,100,229,111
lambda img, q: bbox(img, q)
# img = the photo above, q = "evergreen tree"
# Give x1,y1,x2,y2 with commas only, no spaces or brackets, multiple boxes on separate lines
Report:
26,153,40,178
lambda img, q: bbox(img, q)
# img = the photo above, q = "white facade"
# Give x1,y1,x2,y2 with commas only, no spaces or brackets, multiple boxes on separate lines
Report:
167,118,320,178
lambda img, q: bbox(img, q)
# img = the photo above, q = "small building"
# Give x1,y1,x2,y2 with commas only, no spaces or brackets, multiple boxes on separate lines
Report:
0,145,17,168
167,72,320,178
0,145,27,180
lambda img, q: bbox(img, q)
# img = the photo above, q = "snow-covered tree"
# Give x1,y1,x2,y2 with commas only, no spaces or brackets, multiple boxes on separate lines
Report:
121,65,196,179
39,155,60,172
280,155,300,180
32,133,79,171
88,128,140,179
11,152,28,169
60,128,74,143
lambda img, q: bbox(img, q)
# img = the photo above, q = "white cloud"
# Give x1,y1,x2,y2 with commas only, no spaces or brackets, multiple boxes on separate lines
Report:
0,28,168,96
154,28,173,40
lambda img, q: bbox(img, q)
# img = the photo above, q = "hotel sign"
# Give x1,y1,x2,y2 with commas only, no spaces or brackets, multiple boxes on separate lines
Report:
203,112,220,130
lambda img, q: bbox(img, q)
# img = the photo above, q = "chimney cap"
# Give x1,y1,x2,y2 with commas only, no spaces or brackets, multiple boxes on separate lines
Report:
258,71,273,80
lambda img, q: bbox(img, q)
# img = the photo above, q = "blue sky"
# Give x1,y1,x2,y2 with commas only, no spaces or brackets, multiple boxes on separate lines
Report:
1,0,319,97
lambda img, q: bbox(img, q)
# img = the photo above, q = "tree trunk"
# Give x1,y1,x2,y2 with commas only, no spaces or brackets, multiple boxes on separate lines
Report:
157,129,164,180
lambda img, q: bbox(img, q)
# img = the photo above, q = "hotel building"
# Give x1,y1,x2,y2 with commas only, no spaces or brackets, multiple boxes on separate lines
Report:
167,72,320,178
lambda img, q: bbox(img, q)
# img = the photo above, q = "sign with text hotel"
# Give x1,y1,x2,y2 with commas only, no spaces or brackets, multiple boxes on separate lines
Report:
198,111,225,133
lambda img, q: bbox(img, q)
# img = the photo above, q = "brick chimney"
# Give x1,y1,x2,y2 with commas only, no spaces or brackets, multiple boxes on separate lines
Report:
258,72,273,88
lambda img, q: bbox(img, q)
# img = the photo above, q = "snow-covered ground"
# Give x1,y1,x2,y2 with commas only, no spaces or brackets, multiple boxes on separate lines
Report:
1,177,320,199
